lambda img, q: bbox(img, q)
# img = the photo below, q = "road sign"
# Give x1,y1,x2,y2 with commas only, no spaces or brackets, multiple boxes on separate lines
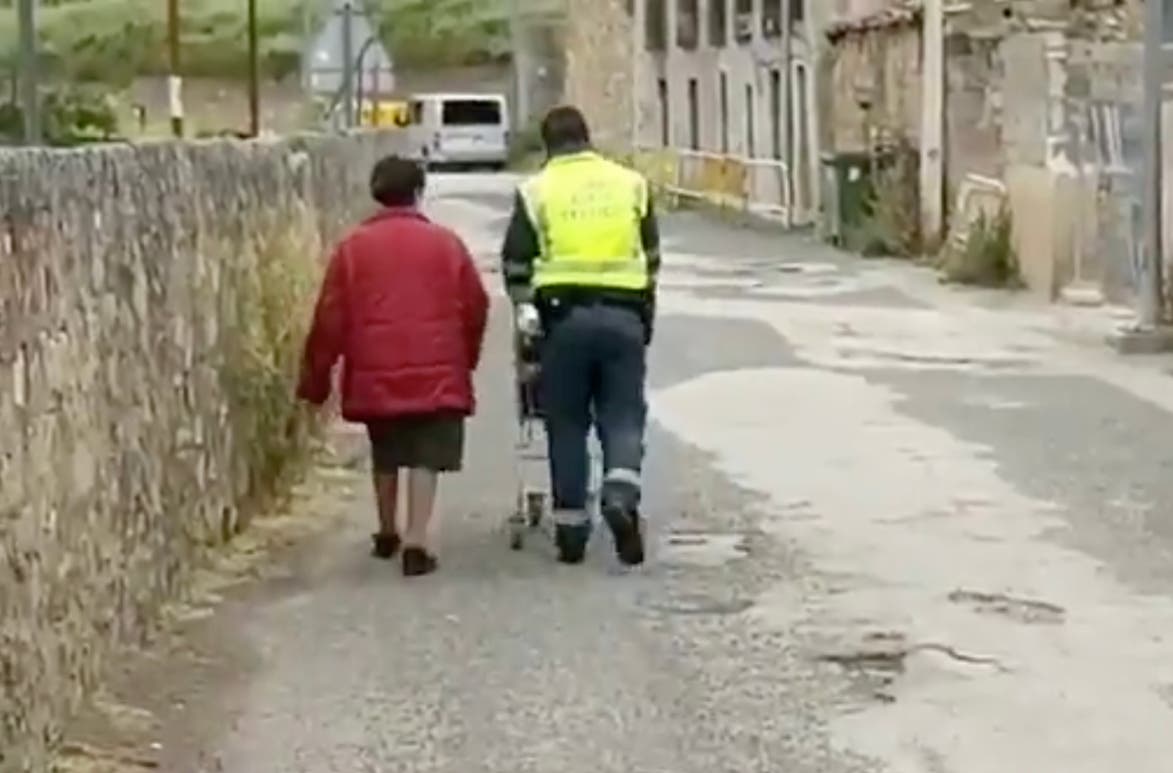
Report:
304,1,395,97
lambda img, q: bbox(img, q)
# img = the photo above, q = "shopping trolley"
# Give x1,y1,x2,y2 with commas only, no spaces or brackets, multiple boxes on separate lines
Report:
508,303,550,550
507,303,604,552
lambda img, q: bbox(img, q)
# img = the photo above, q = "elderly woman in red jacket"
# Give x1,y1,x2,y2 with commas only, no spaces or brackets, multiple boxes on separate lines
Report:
298,155,489,577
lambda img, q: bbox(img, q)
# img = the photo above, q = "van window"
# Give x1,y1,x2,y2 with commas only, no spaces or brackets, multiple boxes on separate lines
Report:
441,99,502,126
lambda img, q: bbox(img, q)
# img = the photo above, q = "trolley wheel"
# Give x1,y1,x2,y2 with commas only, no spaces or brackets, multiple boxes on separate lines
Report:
509,492,528,550
525,491,546,529
508,512,526,550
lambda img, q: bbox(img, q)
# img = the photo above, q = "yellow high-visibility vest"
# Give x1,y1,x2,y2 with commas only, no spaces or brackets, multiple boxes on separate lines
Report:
519,151,651,292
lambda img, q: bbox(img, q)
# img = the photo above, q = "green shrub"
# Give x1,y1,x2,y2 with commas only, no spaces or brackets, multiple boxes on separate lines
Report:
859,140,921,258
939,205,1022,288
0,85,120,145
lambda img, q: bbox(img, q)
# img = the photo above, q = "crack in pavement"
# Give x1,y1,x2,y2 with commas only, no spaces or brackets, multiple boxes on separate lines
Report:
948,589,1067,625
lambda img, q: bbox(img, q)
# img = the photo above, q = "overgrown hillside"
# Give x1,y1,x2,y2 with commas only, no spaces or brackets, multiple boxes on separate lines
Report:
0,0,517,84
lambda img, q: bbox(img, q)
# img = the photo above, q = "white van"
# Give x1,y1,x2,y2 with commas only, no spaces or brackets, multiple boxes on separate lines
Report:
409,93,510,169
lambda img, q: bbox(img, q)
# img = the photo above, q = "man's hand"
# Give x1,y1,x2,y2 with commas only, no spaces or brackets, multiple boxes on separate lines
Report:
515,302,542,336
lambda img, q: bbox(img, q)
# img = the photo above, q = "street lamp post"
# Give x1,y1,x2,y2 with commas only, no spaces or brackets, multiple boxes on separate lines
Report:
17,0,40,144
509,0,531,131
919,0,944,244
1111,0,1173,352
1140,0,1166,328
168,0,184,136
248,0,260,136
340,1,354,128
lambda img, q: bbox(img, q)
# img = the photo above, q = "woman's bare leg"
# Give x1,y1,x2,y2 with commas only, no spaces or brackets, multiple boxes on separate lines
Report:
404,468,438,550
374,469,400,535
371,469,401,558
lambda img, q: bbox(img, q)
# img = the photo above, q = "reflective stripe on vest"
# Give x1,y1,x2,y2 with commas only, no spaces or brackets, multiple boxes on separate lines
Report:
519,152,651,292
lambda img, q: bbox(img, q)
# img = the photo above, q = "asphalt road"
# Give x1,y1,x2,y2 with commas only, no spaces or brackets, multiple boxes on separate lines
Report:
77,172,1173,773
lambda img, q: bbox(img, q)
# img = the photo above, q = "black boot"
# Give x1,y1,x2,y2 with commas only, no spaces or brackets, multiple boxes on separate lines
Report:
371,532,401,560
601,499,645,567
401,547,438,577
555,524,591,565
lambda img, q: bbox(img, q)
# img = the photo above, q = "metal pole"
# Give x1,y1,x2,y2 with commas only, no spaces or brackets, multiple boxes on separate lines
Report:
16,0,40,144
630,0,644,151
919,0,944,243
781,0,793,226
371,58,380,127
355,44,365,125
340,1,354,129
167,0,183,137
301,0,313,91
248,0,260,136
1140,0,1165,326
509,0,531,131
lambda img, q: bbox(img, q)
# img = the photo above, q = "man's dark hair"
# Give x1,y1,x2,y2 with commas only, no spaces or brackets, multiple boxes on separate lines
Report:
540,106,591,153
369,155,425,207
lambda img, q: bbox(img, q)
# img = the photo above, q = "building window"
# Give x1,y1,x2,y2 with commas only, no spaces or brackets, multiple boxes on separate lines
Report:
688,78,700,150
733,0,753,44
745,83,755,157
770,68,783,159
719,71,730,153
646,0,667,50
658,78,670,146
792,0,804,23
677,0,699,49
763,0,782,38
709,0,727,47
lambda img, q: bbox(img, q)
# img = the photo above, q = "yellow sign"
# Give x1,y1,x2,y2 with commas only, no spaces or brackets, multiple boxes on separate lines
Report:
359,100,412,128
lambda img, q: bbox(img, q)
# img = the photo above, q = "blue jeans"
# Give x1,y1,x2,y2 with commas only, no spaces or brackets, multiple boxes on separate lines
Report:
540,303,647,526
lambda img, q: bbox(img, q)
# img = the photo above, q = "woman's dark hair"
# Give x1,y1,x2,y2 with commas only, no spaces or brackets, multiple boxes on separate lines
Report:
540,106,591,153
369,154,425,207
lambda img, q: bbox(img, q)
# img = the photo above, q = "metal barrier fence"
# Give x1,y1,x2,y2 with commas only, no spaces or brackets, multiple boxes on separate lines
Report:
632,146,798,227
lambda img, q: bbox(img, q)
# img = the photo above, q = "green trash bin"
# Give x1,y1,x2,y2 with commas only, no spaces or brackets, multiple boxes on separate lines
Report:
820,151,876,251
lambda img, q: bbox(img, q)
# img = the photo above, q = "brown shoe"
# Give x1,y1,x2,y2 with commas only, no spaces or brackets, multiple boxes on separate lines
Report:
402,547,438,577
371,532,401,560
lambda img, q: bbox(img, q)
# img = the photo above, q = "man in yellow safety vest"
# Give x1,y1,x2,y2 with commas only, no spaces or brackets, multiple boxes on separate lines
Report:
501,105,661,567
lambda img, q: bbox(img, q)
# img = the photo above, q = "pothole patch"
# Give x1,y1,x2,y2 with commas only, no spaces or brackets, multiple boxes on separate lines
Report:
642,592,755,617
658,531,750,567
948,589,1066,625
770,261,840,275
816,630,1008,687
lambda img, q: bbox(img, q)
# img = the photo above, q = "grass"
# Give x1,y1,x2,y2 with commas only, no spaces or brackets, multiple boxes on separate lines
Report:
0,0,527,84
218,205,325,531
858,140,922,259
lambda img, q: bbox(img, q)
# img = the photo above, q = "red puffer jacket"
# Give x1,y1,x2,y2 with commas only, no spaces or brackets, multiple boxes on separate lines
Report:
297,208,489,421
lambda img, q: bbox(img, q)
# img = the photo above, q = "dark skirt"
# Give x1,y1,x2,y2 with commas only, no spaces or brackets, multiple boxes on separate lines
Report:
366,412,466,473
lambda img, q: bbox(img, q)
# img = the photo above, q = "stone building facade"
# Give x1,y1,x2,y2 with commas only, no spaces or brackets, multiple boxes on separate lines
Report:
562,0,828,223
822,0,1149,303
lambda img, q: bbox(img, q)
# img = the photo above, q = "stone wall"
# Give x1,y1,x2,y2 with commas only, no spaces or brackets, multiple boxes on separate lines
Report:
826,20,922,153
0,130,405,772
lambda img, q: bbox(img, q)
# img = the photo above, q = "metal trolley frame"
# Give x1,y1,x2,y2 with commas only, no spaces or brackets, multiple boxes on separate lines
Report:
508,312,550,550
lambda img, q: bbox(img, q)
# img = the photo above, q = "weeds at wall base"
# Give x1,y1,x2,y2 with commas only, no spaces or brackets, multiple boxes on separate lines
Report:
938,205,1023,289
858,139,922,259
218,207,325,536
